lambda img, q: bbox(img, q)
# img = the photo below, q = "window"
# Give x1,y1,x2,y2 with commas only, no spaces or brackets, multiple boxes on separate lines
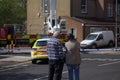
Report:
86,34,97,40
41,0,43,8
52,19,55,27
97,34,103,40
107,3,113,17
36,41,47,46
15,38,29,47
0,40,7,47
81,0,87,13
117,4,120,15
69,28,77,38
44,0,49,13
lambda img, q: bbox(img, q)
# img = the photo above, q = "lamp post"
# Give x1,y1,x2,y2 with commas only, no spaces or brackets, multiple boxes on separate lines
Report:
115,0,118,49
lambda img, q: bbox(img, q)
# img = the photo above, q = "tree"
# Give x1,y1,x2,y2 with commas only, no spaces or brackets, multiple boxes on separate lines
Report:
0,0,26,26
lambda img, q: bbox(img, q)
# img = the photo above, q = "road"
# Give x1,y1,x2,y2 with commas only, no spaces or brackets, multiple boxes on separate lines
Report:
0,53,120,80
81,54,120,80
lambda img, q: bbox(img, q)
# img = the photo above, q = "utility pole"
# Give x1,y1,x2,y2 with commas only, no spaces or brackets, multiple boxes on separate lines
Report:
115,0,118,49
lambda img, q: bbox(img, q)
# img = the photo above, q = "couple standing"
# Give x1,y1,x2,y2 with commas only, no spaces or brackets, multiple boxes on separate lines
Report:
47,31,81,80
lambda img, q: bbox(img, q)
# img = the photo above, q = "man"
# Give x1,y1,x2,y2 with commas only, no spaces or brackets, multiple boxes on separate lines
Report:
47,31,65,80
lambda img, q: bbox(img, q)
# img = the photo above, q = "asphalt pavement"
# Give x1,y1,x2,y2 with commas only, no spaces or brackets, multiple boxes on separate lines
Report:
0,49,119,62
0,54,31,62
0,49,120,69
0,54,31,69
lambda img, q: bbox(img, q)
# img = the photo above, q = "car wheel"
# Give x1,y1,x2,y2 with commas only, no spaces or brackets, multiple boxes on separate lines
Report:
108,41,114,47
91,44,97,49
32,59,37,64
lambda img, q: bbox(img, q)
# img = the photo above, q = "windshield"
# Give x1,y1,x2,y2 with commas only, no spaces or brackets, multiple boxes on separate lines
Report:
85,34,98,40
36,41,47,46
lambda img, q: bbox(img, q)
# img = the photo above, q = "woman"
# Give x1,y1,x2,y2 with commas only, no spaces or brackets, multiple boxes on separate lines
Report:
65,33,81,80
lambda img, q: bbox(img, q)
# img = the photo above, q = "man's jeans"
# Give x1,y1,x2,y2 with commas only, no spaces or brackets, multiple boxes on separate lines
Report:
66,64,80,80
48,60,64,80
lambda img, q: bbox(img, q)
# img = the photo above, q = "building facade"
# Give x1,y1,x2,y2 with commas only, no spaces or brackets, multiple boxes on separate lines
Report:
27,0,120,43
65,0,120,42
27,0,45,34
27,0,70,34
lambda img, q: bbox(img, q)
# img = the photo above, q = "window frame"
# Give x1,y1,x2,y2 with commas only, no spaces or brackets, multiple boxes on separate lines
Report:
81,0,88,13
117,4,120,15
107,3,113,17
44,0,49,13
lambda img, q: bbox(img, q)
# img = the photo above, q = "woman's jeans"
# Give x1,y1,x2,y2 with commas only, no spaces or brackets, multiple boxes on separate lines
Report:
66,64,80,80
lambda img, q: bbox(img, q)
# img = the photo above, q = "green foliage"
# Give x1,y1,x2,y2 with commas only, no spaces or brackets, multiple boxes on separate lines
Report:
0,0,26,26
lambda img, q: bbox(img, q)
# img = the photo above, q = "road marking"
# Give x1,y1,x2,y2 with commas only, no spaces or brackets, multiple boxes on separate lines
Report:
82,58,120,67
33,70,68,80
0,61,30,72
98,61,120,66
80,48,120,51
34,75,48,80
1,61,30,68
82,58,120,61
0,66,22,72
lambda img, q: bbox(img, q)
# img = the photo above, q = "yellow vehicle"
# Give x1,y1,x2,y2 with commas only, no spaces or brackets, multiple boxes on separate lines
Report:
31,38,50,64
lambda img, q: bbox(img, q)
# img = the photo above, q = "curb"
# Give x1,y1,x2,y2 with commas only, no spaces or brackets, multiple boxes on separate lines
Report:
81,50,120,55
0,52,30,55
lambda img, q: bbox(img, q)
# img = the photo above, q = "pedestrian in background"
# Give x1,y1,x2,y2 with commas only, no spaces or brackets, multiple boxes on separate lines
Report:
47,31,65,80
65,33,81,80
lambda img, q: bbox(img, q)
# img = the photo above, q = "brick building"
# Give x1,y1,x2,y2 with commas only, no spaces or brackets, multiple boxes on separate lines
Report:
27,0,120,42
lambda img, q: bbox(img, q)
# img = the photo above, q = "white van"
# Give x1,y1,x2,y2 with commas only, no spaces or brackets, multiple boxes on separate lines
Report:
80,31,115,48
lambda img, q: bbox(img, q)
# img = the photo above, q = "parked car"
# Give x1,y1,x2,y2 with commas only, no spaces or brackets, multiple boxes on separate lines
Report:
80,31,115,48
31,38,50,64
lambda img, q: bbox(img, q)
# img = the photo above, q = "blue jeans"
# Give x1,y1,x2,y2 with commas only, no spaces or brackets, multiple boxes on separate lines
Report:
66,64,80,80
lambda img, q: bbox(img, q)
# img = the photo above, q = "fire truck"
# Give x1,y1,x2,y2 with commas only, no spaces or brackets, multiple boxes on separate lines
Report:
0,27,66,48
0,26,8,47
0,24,41,47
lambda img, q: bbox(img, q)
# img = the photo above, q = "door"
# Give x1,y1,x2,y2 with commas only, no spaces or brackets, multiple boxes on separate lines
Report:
96,34,104,47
